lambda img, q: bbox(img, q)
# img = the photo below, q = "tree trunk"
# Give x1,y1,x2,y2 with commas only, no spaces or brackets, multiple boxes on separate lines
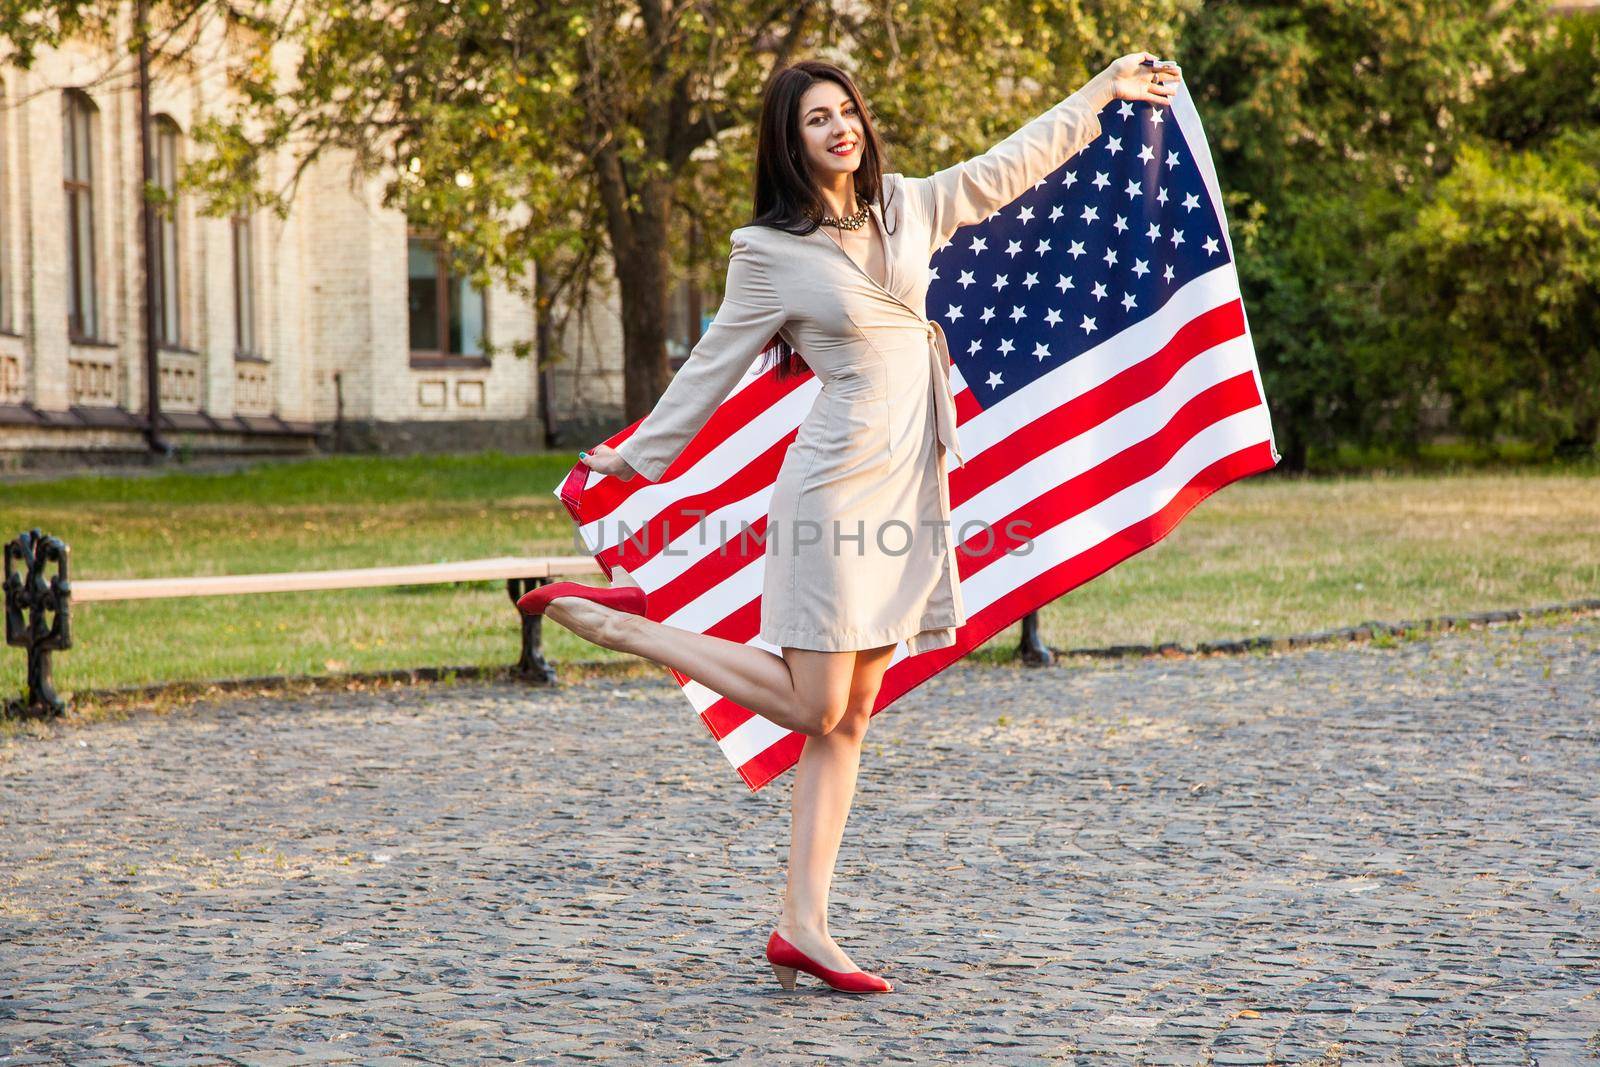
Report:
610,181,676,426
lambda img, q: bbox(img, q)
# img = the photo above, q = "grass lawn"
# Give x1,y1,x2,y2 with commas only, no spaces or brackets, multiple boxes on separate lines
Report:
1,453,1596,697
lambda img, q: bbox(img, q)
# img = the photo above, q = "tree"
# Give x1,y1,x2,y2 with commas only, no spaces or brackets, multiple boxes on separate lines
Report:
1390,129,1600,456
1177,0,1549,469
3,0,1192,428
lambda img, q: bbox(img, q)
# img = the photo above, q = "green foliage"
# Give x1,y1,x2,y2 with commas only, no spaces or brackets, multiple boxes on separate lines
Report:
1389,129,1600,454
4,0,1596,459
1180,1,1597,467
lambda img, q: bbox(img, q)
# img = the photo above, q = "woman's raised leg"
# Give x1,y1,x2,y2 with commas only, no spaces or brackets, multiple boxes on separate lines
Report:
775,641,896,973
541,585,858,739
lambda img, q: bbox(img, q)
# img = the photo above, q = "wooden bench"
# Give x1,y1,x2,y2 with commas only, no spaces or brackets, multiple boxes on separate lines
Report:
7,527,1055,720
4,527,603,718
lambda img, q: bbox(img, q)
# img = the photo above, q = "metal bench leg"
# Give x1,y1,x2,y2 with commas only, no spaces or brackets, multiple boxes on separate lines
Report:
507,577,557,684
5,530,73,719
1017,609,1053,667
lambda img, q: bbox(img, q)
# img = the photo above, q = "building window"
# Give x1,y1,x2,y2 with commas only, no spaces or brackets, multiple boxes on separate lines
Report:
62,89,99,341
152,115,181,347
231,213,257,358
0,79,9,333
407,234,485,361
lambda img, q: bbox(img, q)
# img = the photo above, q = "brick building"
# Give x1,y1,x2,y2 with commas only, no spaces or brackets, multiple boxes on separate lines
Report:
0,16,693,469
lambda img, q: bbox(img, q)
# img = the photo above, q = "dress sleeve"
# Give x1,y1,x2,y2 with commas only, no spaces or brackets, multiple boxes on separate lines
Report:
903,82,1105,251
613,231,787,483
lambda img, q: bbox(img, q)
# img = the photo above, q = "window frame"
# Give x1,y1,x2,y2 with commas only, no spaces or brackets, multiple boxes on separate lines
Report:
231,211,262,361
151,114,182,349
62,89,101,344
406,231,490,369
0,78,10,335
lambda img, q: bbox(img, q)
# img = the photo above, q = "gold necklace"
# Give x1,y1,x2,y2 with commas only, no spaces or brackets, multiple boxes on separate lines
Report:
819,195,870,231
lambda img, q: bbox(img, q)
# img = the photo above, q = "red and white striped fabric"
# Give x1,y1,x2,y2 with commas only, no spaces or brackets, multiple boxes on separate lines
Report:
554,85,1279,791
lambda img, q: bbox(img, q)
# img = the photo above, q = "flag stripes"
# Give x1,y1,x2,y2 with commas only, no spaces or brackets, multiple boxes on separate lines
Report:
554,88,1278,791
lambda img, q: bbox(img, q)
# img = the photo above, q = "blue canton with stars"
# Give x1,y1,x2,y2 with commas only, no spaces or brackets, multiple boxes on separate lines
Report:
928,99,1232,407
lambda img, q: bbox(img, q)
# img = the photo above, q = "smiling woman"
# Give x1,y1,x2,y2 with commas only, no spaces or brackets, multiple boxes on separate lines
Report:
534,50,1183,994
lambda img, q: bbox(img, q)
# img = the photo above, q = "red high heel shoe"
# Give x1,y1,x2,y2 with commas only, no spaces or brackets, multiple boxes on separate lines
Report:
765,931,893,994
516,580,648,618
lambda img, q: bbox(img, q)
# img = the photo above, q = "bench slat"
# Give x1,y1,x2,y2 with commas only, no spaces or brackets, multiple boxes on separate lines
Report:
72,556,603,603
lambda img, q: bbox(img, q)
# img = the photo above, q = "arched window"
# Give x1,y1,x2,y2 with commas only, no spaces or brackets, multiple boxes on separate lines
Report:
231,211,257,358
152,115,182,347
62,89,99,340
407,232,486,363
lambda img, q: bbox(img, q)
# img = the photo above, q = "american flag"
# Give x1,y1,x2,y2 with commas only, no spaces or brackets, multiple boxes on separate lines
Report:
554,84,1279,791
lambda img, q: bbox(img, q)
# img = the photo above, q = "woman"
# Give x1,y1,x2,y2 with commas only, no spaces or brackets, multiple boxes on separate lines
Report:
522,52,1181,993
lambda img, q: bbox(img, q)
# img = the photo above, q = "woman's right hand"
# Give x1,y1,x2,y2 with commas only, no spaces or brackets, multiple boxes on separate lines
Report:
578,443,638,481
1090,52,1181,110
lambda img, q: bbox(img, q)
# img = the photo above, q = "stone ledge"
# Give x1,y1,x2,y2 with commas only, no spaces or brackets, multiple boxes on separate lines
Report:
26,597,1600,718
1054,597,1600,660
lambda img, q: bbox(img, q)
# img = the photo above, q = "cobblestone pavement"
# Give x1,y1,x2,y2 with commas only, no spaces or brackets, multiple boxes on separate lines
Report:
2,616,1598,1066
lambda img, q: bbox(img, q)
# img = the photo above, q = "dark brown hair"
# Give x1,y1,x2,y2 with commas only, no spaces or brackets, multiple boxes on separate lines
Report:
748,59,900,380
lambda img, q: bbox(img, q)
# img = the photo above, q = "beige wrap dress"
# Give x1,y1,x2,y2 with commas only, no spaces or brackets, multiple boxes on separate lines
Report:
614,83,1105,655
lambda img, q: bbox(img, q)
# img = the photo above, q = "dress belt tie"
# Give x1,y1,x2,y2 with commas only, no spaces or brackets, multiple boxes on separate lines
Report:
924,319,966,467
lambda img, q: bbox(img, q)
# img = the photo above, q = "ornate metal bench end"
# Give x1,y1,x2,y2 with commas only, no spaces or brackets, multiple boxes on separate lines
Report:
506,576,557,684
4,529,73,719
1017,609,1054,667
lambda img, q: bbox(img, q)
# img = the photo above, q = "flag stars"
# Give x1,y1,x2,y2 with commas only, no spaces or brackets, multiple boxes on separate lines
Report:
1034,238,1051,256
1068,241,1086,259
1033,341,1052,361
1106,136,1123,156
1009,305,1028,323
980,306,996,323
1091,281,1108,301
1182,192,1200,212
1092,171,1111,190
1048,205,1065,222
957,269,976,289
1062,170,1078,188
997,338,1015,356
944,303,964,323
1017,205,1035,224
1022,271,1040,289
1079,314,1098,334
968,338,984,356
1117,100,1135,119
1103,248,1118,267
1146,222,1161,240
991,274,1009,291
1149,108,1164,126
1132,258,1150,278
1043,307,1063,327
1156,187,1170,206
1113,215,1129,234
1055,274,1074,292
968,236,988,254
1169,229,1185,248
1124,178,1143,199
1138,144,1155,164
1121,291,1137,312
1162,264,1176,282
1165,149,1180,169
985,370,1004,389
1203,235,1221,255
1080,205,1099,224
1005,239,1023,258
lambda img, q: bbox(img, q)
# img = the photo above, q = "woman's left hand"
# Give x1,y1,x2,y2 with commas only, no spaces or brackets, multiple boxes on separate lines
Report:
1091,52,1181,110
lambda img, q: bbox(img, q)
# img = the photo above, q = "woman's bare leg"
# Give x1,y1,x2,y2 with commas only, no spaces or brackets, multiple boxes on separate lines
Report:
541,583,856,738
776,642,897,972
